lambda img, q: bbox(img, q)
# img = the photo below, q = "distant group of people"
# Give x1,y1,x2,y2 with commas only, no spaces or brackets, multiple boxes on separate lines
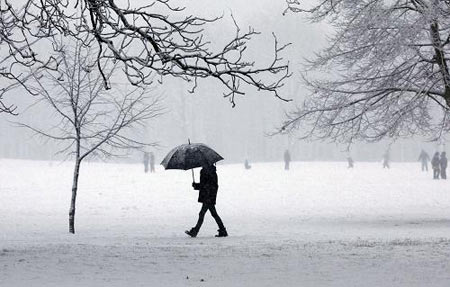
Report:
240,148,448,181
418,149,447,179
431,151,447,179
244,149,292,171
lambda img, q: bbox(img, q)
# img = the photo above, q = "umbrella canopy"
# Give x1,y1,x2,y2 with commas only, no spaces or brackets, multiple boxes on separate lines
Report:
161,143,224,170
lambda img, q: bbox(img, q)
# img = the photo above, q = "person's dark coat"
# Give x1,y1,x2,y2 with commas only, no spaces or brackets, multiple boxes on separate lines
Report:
431,153,440,169
193,165,218,205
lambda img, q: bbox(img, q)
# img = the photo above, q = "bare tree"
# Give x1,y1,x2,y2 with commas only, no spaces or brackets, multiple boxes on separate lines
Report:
19,41,162,234
281,0,450,144
0,0,290,113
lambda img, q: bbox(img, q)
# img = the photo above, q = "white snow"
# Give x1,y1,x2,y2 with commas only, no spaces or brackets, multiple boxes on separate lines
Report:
1,159,450,286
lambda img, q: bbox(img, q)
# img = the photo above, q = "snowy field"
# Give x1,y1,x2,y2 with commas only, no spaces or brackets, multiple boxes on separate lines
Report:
1,159,450,287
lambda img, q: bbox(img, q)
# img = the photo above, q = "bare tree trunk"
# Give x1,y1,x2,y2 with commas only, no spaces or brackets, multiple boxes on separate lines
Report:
430,20,450,106
69,158,81,234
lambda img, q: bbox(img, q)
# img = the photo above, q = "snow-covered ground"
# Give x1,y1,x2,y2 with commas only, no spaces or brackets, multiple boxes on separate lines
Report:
1,159,450,286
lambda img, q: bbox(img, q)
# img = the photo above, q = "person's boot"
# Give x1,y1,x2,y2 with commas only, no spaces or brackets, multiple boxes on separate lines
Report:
215,228,228,237
185,228,198,238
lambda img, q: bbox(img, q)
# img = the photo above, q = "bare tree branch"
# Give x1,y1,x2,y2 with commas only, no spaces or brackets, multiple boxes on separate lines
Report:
280,0,450,143
0,0,291,114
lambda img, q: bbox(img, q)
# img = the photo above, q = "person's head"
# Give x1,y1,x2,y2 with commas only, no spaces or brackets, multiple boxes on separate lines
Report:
435,152,440,157
441,152,446,157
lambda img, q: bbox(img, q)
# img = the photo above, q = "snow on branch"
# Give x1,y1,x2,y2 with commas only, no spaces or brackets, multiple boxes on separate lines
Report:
280,0,450,143
0,0,291,113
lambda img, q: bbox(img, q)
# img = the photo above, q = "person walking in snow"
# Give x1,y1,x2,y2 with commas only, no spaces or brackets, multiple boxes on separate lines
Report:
418,149,430,172
440,152,447,180
244,159,252,170
431,152,441,179
347,157,354,168
143,152,150,173
149,152,156,173
186,163,227,238
382,151,390,169
284,149,291,170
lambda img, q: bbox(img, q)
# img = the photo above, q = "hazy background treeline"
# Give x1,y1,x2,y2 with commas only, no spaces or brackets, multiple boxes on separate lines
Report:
0,0,445,164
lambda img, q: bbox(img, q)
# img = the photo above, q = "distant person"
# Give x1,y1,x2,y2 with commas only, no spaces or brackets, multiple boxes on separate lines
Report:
431,152,440,179
143,152,149,173
440,152,447,179
347,157,354,168
244,159,252,170
418,149,430,171
186,164,227,238
382,151,390,169
284,149,291,170
149,152,155,173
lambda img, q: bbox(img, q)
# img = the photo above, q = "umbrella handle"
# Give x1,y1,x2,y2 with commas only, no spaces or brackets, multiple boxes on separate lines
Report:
188,138,195,183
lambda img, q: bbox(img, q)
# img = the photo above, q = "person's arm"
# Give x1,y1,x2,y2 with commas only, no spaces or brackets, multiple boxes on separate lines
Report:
192,169,204,190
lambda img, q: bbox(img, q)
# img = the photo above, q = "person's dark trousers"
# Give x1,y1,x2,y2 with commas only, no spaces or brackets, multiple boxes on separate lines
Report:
150,164,155,173
441,169,447,179
144,163,149,173
422,162,428,171
285,162,290,170
194,203,225,232
433,169,440,179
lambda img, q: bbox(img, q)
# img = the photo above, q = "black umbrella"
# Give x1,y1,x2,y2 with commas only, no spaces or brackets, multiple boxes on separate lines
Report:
160,141,224,181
